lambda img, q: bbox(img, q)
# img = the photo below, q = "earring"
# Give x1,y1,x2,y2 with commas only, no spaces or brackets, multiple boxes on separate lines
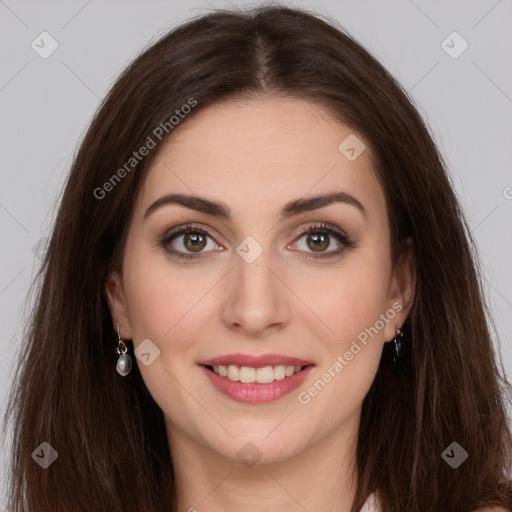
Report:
115,323,132,376
392,327,404,368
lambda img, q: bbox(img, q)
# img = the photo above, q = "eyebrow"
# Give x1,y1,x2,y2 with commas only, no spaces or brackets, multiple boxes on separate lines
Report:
143,191,367,221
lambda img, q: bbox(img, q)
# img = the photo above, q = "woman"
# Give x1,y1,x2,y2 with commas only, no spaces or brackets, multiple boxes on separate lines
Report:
3,4,511,511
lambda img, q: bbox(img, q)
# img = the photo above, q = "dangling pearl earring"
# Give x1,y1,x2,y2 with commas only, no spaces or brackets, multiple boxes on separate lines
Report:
115,323,132,376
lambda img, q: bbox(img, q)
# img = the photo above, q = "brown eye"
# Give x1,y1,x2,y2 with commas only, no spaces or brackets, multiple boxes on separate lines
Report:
306,232,330,252
182,232,207,252
159,224,221,260
292,222,354,261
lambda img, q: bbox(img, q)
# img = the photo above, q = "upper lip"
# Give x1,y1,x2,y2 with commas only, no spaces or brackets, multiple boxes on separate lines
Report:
198,353,315,368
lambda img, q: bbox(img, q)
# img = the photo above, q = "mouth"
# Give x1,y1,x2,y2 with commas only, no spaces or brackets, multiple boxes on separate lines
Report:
198,362,315,404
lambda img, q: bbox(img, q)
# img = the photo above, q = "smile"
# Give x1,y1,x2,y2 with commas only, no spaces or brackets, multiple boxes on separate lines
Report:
199,363,315,403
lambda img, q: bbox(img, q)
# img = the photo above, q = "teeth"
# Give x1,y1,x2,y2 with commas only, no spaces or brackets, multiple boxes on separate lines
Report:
211,364,304,383
239,366,255,383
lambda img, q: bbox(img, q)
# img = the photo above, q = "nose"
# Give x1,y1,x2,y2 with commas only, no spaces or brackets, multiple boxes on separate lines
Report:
221,247,290,338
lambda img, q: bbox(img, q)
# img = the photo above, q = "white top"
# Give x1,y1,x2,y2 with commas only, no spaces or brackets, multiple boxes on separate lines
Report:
360,492,379,512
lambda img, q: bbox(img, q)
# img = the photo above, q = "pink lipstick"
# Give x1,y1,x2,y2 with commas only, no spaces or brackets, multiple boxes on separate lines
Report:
198,353,315,404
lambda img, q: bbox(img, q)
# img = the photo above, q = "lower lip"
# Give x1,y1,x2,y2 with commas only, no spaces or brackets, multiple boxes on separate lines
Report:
199,365,315,404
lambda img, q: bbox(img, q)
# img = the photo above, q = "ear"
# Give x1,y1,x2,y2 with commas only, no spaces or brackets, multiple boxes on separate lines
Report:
384,237,416,342
104,270,132,339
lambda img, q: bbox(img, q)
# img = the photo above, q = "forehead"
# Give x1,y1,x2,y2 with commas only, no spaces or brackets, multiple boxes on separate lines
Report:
136,97,385,222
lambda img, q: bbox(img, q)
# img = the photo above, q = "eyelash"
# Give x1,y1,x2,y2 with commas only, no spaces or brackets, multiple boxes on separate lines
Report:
158,222,354,261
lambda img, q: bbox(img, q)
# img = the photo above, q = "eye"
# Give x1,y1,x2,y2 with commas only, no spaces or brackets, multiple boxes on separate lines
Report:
158,224,221,261
291,222,353,260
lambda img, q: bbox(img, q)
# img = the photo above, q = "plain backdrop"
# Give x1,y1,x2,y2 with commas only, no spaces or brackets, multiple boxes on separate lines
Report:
1,0,511,503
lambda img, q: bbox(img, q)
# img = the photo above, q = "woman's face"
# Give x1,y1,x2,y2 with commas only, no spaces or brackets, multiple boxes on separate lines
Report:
105,97,414,464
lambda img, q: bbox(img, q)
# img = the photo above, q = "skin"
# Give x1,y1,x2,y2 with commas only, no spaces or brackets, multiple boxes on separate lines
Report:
105,97,416,512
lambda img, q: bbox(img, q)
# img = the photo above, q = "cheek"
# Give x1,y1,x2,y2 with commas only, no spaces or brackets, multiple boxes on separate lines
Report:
121,245,225,401
297,266,390,416
120,248,211,415
299,244,392,400
306,250,391,340
122,245,215,340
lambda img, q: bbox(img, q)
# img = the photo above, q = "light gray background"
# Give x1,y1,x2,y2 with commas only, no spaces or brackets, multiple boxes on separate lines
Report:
1,0,511,502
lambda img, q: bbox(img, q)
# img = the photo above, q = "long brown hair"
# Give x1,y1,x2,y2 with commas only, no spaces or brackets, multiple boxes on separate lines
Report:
3,4,512,511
